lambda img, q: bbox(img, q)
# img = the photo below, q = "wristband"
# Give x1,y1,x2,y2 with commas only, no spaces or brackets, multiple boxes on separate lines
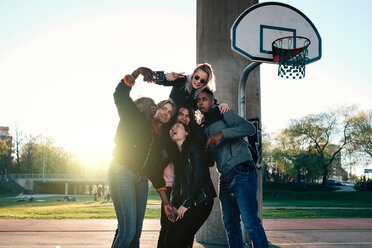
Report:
123,74,135,87
156,187,167,192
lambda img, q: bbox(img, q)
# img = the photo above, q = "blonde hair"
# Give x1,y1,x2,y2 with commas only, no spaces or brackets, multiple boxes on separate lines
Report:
184,63,216,99
157,99,176,117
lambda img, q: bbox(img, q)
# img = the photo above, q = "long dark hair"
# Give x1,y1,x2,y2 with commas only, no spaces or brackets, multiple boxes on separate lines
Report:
173,104,196,126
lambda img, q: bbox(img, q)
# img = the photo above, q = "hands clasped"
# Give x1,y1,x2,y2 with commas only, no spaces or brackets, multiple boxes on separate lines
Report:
132,67,157,83
164,204,189,223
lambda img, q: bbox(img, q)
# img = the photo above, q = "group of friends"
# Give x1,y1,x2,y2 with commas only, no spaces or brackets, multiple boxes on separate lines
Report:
108,64,270,248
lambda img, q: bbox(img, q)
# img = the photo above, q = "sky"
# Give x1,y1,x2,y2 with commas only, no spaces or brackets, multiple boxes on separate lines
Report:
1,0,371,174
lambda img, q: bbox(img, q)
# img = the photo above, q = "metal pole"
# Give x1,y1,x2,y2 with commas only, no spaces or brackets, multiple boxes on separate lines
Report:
42,141,46,179
238,61,263,246
238,62,261,118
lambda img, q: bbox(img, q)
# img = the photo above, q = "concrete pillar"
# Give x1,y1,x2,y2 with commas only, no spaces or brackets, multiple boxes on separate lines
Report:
65,182,69,195
73,184,77,195
196,0,262,245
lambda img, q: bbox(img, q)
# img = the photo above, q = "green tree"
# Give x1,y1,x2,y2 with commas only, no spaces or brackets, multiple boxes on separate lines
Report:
266,131,295,181
286,107,353,184
37,137,77,174
349,109,372,163
271,130,318,183
19,136,80,174
0,140,12,173
261,131,280,181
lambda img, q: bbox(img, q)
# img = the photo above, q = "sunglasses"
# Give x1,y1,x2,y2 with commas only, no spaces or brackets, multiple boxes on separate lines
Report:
193,75,207,85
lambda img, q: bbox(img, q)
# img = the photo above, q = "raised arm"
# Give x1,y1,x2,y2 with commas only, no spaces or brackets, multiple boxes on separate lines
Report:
155,73,187,87
113,67,157,118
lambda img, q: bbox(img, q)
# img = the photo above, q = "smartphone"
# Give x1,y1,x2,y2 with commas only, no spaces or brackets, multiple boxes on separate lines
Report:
154,71,165,81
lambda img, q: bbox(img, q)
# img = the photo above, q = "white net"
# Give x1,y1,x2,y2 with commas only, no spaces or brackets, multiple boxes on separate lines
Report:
272,36,310,79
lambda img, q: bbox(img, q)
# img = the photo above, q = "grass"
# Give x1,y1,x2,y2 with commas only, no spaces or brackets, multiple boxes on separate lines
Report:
1,186,372,219
262,209,372,219
0,195,113,219
0,194,161,219
263,190,372,207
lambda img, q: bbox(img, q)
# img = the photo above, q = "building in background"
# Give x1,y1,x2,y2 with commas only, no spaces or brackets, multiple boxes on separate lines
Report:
0,126,12,148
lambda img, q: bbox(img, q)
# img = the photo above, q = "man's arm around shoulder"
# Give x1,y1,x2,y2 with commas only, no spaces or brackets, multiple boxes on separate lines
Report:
221,110,256,139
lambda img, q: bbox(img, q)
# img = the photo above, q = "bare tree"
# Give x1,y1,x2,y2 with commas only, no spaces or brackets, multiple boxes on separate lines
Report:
20,135,39,173
13,125,24,173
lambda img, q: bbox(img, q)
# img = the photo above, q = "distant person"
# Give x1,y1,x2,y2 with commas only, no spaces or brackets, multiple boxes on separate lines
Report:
164,122,216,248
92,185,98,201
197,88,269,248
108,67,176,248
104,185,111,202
97,184,103,201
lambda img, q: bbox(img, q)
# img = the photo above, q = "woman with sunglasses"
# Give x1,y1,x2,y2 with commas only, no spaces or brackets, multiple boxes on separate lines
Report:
155,63,228,112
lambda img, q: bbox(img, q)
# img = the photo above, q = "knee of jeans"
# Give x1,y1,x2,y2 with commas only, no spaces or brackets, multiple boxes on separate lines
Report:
117,225,136,241
242,217,263,231
223,219,242,232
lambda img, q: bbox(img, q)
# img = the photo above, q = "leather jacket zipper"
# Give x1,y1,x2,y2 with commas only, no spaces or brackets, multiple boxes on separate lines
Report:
185,158,192,184
187,158,207,198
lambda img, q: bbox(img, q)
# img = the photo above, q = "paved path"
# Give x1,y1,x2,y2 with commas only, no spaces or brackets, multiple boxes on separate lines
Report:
1,218,372,247
148,204,372,210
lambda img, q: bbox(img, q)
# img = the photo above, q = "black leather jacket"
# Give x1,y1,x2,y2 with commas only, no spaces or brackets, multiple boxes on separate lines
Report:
171,137,217,209
156,76,198,110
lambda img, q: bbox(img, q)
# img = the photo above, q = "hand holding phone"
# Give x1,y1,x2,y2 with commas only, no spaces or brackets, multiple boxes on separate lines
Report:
152,71,165,81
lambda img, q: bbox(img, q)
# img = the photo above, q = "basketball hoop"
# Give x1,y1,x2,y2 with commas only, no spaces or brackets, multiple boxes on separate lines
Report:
272,36,311,79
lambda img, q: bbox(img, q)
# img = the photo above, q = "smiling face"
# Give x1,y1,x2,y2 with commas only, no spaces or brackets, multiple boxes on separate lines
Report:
154,103,173,124
169,123,188,142
176,107,191,126
191,69,209,89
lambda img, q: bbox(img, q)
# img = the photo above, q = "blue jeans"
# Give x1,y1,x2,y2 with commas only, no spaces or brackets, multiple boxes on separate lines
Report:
108,162,148,248
219,160,269,248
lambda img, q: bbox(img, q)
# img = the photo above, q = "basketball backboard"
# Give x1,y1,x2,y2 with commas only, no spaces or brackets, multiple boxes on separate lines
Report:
231,2,321,64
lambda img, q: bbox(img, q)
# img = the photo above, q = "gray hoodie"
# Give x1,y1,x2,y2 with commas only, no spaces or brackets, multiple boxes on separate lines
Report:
203,105,256,175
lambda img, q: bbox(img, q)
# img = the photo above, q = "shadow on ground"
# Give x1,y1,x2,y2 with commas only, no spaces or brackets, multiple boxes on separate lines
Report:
198,242,280,248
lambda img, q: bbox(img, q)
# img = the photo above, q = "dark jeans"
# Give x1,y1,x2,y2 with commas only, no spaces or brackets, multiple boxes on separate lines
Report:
157,186,172,248
108,162,148,248
219,160,269,248
165,200,213,248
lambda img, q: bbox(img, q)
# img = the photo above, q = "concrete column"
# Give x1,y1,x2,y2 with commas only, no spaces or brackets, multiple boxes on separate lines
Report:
65,182,69,195
196,0,261,245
